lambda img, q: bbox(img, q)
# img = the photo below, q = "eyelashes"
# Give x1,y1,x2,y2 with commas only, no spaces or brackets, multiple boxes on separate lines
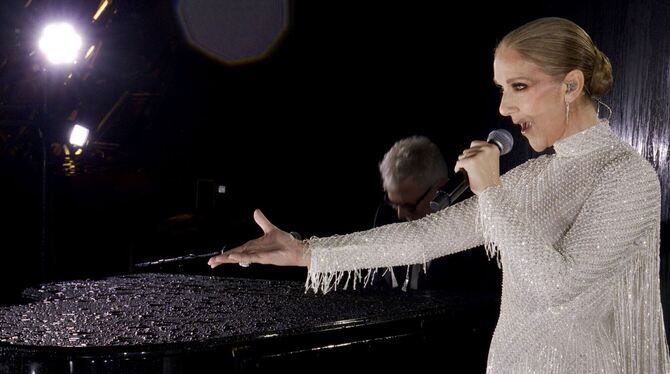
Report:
511,83,528,91
497,83,528,94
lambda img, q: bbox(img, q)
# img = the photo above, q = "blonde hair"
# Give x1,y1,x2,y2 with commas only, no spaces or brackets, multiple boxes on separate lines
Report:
497,17,613,99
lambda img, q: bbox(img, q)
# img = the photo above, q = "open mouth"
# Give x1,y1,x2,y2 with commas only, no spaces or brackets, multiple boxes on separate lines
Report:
520,121,533,134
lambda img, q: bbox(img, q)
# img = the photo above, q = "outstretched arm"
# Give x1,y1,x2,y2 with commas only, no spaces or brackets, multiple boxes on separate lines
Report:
208,209,309,268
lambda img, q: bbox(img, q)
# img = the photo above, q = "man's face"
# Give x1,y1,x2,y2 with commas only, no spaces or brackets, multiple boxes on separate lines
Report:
385,180,435,221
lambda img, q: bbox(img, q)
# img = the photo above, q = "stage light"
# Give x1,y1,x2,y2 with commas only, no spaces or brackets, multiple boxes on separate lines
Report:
69,124,90,147
38,23,82,65
36,22,83,282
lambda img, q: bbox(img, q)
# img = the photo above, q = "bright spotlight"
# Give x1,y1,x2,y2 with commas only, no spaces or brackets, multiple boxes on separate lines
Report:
69,124,89,147
38,23,82,65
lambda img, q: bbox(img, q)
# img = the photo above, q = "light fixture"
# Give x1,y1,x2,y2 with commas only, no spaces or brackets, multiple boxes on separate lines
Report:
38,22,82,65
69,124,90,147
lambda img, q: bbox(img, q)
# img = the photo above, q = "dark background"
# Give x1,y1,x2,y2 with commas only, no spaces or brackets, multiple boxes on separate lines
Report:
0,0,668,326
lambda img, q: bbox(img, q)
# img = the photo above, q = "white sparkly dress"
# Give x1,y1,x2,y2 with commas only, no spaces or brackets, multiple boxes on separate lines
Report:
305,122,670,373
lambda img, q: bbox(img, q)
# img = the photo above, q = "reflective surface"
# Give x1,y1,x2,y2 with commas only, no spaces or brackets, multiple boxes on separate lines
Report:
0,273,497,373
3,273,454,347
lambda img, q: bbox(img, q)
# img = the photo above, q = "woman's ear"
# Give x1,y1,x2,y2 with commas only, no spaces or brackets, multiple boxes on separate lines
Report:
563,69,585,102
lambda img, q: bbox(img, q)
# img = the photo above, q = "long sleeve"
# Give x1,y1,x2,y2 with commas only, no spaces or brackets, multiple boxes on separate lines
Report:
306,195,484,293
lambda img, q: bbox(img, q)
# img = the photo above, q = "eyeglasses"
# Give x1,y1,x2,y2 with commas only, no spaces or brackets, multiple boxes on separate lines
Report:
384,185,433,213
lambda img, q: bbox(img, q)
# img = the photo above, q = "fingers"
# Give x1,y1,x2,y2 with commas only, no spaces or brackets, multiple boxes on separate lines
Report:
208,251,236,268
454,141,501,195
455,146,483,173
254,209,276,234
458,148,481,160
456,142,499,162
207,247,258,268
209,210,275,269
453,160,465,174
209,209,304,269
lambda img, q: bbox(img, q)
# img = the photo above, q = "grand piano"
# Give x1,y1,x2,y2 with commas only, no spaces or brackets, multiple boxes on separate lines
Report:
0,273,498,373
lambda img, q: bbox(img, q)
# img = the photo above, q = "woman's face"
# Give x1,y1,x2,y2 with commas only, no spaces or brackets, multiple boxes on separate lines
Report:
494,47,568,152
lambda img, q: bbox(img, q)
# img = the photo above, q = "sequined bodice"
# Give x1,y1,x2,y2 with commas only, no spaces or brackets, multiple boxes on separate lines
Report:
306,123,670,373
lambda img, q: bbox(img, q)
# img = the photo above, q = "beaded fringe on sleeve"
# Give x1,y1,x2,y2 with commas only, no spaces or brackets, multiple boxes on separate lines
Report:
305,197,485,293
613,225,670,373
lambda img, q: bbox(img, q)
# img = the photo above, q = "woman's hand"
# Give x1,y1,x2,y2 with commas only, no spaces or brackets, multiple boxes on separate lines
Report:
208,209,309,268
454,140,501,195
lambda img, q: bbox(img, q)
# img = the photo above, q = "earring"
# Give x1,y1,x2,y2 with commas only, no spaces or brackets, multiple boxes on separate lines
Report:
565,100,570,124
595,98,613,120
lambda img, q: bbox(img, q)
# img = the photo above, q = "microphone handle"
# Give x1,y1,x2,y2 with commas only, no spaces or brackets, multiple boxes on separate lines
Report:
448,170,470,203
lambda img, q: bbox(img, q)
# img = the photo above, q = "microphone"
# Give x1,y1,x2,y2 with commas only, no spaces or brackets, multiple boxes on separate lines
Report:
430,129,514,211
